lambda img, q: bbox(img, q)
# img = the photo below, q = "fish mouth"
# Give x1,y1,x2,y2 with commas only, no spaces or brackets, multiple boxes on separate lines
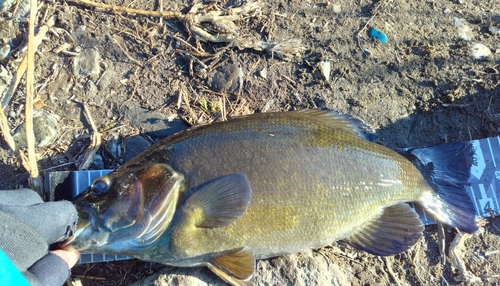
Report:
60,205,92,249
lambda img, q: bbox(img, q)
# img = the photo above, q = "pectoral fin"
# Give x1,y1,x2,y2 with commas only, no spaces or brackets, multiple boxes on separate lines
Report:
347,203,424,256
207,247,255,286
183,173,252,228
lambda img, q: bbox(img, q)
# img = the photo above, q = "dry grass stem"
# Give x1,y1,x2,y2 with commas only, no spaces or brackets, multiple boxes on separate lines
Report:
78,103,102,170
2,16,56,107
449,233,481,283
112,36,144,67
383,256,401,286
437,221,446,265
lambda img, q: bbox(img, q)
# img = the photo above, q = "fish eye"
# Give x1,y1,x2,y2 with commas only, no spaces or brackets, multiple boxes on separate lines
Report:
91,177,111,194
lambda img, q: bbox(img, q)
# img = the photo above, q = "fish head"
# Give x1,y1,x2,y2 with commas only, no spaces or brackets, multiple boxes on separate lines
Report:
64,163,187,254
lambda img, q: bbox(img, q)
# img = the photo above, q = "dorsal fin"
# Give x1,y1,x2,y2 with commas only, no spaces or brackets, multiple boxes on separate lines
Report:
207,247,255,286
296,109,376,141
347,203,424,256
182,174,252,228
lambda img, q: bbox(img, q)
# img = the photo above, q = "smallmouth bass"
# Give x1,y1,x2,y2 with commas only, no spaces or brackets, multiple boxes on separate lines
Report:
65,110,478,285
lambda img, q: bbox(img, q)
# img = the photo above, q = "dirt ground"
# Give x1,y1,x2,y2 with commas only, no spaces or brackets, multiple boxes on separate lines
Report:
0,0,499,285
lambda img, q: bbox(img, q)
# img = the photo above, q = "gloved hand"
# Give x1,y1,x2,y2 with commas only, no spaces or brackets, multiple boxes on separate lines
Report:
0,188,80,286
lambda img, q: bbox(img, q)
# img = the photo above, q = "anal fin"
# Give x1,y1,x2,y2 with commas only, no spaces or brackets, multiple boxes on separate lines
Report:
347,203,424,256
207,247,255,286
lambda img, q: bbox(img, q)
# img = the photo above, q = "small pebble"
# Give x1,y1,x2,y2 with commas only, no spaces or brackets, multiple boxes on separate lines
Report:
470,42,491,61
454,17,473,41
73,48,101,79
489,26,500,35
107,135,123,159
94,95,104,105
91,154,104,170
0,0,15,12
259,67,267,79
13,111,58,148
319,59,331,82
97,69,118,90
0,65,12,105
0,42,10,61
332,3,341,14
120,101,188,139
84,80,98,97
210,63,242,94
13,0,30,18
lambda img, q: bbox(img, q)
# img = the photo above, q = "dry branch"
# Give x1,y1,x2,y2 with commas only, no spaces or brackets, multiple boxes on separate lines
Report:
71,0,303,60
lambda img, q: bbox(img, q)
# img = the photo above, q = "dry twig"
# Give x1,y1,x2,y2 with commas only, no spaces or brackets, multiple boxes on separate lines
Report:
24,0,41,193
449,233,482,283
112,36,144,67
383,256,402,286
77,102,102,170
71,0,303,60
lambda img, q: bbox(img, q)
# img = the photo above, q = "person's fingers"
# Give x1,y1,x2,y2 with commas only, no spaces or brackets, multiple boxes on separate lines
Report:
1,201,78,244
0,189,43,205
51,249,81,268
28,252,72,286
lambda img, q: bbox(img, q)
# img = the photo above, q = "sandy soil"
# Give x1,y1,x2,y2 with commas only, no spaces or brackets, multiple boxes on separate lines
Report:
0,0,499,285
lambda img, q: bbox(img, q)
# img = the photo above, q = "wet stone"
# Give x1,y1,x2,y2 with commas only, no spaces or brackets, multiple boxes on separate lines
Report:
73,48,101,79
13,111,58,148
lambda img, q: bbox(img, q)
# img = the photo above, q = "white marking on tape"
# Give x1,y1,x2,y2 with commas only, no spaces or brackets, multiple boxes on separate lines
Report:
488,182,499,214
471,140,485,179
487,137,497,167
467,185,481,216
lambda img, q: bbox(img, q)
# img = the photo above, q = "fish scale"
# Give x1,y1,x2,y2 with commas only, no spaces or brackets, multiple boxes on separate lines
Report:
146,113,424,256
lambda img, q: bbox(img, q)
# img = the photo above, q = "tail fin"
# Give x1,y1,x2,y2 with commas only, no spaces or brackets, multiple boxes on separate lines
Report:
403,142,479,233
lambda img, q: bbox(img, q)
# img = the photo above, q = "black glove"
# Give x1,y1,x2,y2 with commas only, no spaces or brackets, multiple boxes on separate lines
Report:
0,188,78,286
